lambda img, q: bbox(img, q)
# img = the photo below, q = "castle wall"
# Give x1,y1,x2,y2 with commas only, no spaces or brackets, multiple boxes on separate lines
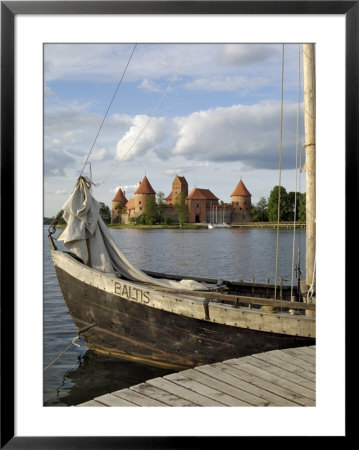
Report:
207,209,232,224
188,199,206,223
231,211,252,223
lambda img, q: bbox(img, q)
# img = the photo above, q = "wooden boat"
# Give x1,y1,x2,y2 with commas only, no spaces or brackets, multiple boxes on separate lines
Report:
49,230,314,369
49,44,316,370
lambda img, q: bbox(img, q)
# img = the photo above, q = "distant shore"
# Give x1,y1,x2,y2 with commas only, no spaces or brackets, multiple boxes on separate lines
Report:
45,220,305,230
109,222,306,230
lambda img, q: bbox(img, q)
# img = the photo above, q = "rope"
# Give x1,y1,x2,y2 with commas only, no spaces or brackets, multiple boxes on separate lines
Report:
48,209,64,236
290,43,301,301
274,44,285,300
43,323,97,372
99,45,190,186
79,44,138,177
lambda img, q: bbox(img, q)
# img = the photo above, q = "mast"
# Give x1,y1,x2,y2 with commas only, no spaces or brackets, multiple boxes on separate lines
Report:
303,44,316,289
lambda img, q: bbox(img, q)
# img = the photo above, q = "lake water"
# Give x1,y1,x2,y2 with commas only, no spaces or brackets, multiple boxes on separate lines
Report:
43,225,306,406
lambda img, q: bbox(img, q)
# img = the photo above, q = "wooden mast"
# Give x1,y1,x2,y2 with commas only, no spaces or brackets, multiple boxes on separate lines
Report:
303,44,316,290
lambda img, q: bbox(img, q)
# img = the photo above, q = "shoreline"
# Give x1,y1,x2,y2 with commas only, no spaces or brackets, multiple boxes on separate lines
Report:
46,222,305,230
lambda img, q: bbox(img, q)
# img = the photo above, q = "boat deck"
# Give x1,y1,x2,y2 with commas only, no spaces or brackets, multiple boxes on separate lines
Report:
77,346,315,407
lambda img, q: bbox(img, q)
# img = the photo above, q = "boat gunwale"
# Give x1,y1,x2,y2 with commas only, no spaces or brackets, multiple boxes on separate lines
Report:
51,247,315,339
51,245,315,313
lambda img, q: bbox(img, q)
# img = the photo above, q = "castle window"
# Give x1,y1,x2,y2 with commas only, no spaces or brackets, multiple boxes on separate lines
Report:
140,207,142,211
139,201,141,205
237,202,239,205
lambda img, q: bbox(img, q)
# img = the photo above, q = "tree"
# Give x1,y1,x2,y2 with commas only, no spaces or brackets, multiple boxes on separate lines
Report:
298,193,306,222
140,196,158,225
99,202,111,224
174,191,188,227
113,201,127,223
156,191,165,224
267,186,292,221
287,191,303,221
252,197,268,222
163,215,173,225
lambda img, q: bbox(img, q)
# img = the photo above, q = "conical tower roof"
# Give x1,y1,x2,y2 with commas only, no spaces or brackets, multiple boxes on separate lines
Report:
112,188,128,203
231,179,251,197
135,176,156,195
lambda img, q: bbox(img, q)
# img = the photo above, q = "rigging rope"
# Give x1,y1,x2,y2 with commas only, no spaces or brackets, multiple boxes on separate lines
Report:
43,323,97,372
79,44,138,177
99,45,190,186
274,44,285,300
290,44,301,301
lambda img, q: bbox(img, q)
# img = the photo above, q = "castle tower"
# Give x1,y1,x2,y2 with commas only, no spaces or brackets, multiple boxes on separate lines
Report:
231,179,252,221
111,188,128,223
165,175,188,206
134,176,156,214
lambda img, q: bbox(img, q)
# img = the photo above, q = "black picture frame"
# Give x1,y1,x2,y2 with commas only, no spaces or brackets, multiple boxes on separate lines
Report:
1,1,353,447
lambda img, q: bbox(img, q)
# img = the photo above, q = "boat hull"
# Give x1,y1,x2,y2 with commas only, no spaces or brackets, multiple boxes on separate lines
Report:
54,262,314,370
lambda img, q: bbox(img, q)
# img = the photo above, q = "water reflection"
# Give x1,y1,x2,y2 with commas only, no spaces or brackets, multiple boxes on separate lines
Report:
45,350,174,406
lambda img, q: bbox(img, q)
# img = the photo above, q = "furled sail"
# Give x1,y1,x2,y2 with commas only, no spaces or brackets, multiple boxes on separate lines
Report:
57,177,207,291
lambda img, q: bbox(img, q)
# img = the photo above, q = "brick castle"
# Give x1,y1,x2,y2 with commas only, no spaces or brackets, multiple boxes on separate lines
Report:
111,175,252,224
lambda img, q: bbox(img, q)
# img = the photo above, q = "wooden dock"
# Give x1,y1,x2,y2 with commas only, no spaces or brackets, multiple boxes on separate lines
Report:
77,346,315,407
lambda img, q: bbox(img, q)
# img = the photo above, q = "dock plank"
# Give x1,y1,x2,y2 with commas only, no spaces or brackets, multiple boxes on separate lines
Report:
195,364,295,406
146,377,225,406
164,372,246,406
130,383,196,406
281,347,316,363
225,360,315,401
218,362,314,406
252,352,316,381
77,399,106,407
265,350,316,374
94,393,138,406
178,369,256,406
111,388,167,406
238,355,315,391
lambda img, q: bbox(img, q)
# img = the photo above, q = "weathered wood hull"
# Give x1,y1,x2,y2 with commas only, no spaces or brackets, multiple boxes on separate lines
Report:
52,248,315,369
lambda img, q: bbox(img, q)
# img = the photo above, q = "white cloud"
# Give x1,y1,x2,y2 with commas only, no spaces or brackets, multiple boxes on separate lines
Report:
44,43,285,85
171,102,299,169
219,44,280,66
164,162,210,176
91,148,107,161
138,78,162,92
108,183,140,195
44,84,55,98
113,101,300,171
185,75,269,93
44,148,76,177
115,115,169,161
44,43,189,83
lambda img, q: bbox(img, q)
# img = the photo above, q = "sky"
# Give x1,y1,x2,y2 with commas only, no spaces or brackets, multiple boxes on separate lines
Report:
44,43,306,217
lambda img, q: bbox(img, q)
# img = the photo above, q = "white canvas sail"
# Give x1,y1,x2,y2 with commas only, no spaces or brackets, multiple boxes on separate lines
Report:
57,177,207,291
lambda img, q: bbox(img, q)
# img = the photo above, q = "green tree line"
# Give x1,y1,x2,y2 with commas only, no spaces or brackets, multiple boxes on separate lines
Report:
251,186,306,222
